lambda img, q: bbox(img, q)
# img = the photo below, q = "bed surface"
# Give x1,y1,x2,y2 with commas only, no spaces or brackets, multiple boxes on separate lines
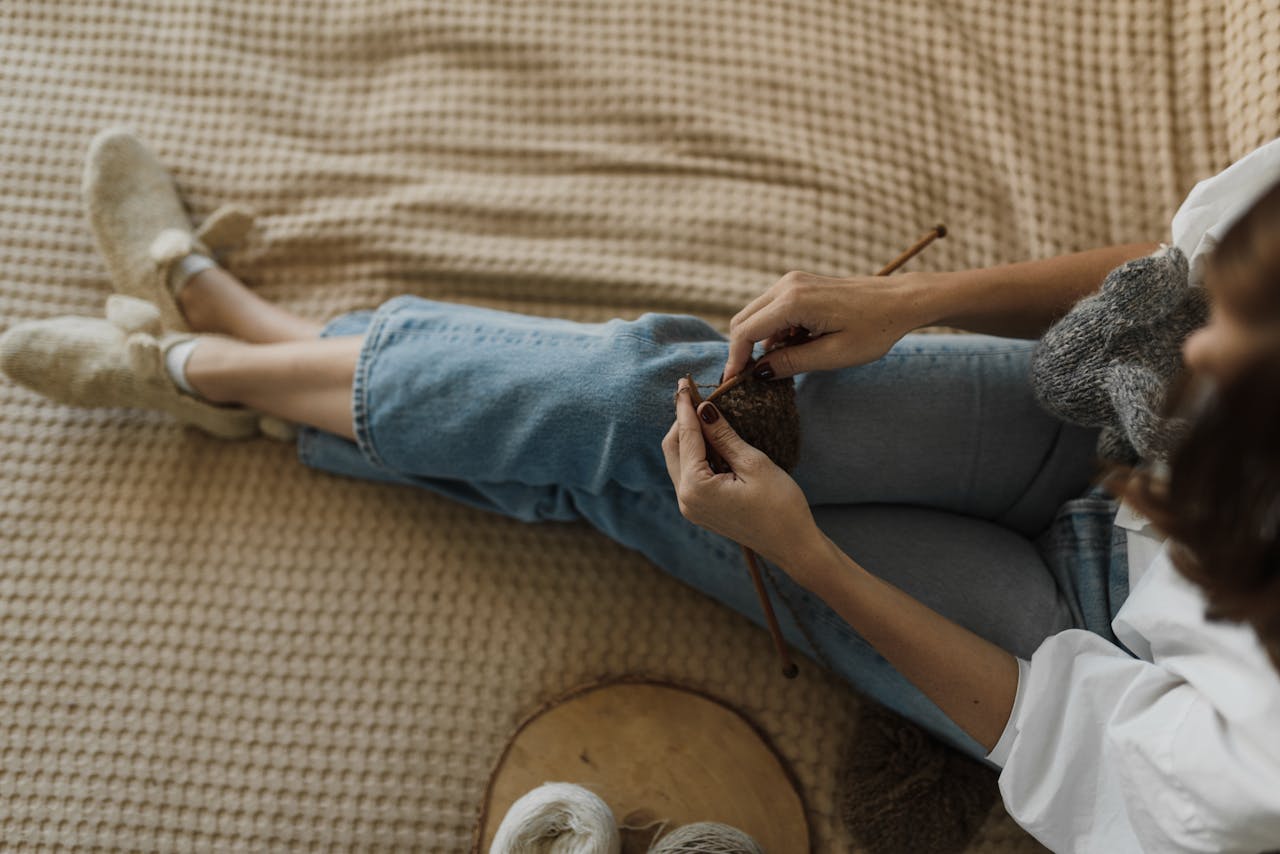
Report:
1,2,1276,850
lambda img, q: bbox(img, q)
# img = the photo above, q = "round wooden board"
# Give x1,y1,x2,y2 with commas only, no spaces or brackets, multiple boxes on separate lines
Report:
476,680,809,853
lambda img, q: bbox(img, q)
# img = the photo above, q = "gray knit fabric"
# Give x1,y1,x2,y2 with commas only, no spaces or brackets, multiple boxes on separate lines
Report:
1030,246,1209,463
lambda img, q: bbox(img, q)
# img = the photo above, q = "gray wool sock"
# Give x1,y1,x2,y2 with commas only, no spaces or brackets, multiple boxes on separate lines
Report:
1030,246,1209,463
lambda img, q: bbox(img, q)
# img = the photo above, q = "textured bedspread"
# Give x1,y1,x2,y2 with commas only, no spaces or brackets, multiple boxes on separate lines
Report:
1,1,1276,850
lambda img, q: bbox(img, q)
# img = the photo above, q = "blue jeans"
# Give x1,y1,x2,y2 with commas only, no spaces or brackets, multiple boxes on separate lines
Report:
297,296,1128,761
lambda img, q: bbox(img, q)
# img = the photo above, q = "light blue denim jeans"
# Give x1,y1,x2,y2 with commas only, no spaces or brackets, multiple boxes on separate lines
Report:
297,296,1129,761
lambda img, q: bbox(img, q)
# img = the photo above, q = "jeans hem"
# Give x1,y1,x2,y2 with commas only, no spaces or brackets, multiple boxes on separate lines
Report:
295,302,405,477
349,297,419,473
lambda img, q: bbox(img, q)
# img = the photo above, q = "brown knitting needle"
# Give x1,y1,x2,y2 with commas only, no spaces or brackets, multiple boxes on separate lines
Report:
876,223,947,276
686,378,800,679
709,223,949,403
700,224,949,678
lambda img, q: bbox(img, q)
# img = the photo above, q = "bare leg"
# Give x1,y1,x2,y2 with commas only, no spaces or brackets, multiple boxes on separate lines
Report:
186,335,362,440
177,266,323,343
172,264,361,437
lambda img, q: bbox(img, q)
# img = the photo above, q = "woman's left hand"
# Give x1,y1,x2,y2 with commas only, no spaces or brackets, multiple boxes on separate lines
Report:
661,378,826,576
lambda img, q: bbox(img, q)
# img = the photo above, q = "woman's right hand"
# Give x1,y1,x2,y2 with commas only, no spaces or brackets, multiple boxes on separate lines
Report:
723,269,934,381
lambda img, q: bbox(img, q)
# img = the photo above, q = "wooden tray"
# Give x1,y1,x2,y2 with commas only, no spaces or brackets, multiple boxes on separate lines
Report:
474,678,809,853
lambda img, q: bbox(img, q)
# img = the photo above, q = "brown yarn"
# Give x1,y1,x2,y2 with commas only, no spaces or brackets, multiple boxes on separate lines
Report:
703,224,947,473
711,373,801,473
839,703,997,854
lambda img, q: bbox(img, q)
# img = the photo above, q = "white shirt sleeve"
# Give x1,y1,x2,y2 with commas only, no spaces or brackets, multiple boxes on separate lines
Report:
984,656,1028,767
1171,136,1280,286
978,142,1280,853
991,626,1280,853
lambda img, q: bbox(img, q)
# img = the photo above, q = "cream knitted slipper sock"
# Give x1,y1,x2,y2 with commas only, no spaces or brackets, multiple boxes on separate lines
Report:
0,295,261,439
82,128,255,332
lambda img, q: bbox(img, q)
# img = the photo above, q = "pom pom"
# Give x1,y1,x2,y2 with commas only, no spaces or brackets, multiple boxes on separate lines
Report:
148,227,198,265
105,294,163,337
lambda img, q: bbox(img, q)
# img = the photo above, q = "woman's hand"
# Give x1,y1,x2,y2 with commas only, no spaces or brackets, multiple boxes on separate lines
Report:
724,270,933,381
661,378,827,576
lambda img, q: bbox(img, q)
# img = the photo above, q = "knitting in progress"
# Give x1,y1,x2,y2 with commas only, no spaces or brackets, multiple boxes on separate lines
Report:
705,375,802,474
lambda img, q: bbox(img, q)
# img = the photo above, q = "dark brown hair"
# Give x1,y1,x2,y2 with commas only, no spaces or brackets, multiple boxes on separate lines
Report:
1108,177,1280,669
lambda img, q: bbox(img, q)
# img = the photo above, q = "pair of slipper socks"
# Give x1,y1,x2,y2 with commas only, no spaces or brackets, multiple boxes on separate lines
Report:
1,128,294,440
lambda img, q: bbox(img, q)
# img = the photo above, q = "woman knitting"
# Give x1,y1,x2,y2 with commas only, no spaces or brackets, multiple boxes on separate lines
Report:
3,129,1278,851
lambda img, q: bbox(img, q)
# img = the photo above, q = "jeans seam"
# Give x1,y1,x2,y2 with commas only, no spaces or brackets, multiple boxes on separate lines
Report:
611,331,662,349
887,339,1035,359
377,324,666,352
352,303,401,473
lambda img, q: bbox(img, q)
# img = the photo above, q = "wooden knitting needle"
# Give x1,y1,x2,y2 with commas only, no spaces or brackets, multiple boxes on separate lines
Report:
876,223,947,276
708,223,949,403
699,224,949,678
741,547,799,679
686,378,800,679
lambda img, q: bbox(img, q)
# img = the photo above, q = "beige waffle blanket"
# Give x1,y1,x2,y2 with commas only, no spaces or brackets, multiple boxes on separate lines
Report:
1,2,1276,850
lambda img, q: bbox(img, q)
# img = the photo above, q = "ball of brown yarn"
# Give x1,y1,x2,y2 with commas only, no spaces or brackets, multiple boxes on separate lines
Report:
839,703,997,854
712,375,801,473
647,822,765,854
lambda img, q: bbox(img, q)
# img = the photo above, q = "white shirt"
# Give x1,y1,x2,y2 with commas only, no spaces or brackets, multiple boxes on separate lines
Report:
987,137,1280,853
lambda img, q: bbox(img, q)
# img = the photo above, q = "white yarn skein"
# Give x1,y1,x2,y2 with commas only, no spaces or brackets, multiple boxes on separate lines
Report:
490,782,622,854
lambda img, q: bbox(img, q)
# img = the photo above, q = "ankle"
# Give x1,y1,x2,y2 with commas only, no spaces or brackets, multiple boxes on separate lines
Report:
163,338,202,397
173,267,324,343
175,269,228,334
183,336,249,403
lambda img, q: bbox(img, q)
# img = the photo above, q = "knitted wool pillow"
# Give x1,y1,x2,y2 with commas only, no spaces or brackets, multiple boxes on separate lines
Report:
1030,246,1209,463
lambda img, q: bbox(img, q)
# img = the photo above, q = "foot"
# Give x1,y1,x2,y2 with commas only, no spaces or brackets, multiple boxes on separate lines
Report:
0,295,261,439
82,127,254,333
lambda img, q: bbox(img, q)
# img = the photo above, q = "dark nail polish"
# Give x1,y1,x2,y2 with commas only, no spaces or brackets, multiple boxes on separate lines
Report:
752,361,774,380
699,403,720,424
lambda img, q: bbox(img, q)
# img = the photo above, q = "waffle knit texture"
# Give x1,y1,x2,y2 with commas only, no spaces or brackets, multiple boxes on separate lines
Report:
1031,246,1210,463
0,2,1277,851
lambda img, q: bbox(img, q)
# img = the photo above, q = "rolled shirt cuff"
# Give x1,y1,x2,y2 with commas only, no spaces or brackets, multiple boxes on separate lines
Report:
985,656,1031,768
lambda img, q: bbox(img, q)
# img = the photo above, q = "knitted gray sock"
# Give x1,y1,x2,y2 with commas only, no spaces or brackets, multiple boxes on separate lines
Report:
1030,245,1209,463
